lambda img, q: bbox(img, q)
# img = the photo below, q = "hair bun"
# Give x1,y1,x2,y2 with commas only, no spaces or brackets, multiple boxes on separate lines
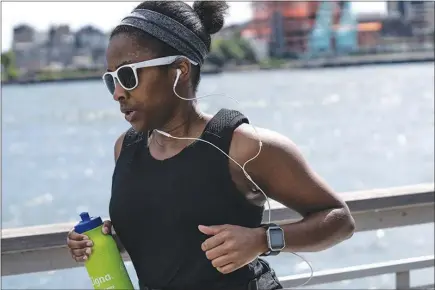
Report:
193,1,229,35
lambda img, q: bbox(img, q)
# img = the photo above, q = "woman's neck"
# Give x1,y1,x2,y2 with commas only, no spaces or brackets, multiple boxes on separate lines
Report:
150,103,207,150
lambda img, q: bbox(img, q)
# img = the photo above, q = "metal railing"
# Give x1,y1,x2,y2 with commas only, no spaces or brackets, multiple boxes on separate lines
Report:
281,255,434,289
2,183,434,289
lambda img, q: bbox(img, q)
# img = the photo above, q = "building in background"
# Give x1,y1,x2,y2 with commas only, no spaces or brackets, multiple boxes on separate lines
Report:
12,25,35,46
46,25,75,67
11,24,108,74
334,1,360,54
244,2,341,57
381,1,434,50
74,25,109,68
387,1,434,38
7,1,434,75
241,1,385,58
12,25,41,73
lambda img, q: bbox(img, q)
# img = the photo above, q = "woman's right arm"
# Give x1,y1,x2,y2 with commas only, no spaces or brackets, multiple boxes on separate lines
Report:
114,132,126,162
67,132,128,261
111,132,127,253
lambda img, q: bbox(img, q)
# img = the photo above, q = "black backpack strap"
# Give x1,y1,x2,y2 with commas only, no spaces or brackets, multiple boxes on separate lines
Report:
203,108,249,154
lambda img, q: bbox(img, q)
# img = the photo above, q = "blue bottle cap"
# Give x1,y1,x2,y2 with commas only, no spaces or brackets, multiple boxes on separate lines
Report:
74,212,103,234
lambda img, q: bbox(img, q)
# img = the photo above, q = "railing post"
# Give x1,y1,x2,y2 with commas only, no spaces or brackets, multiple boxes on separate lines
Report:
396,271,410,289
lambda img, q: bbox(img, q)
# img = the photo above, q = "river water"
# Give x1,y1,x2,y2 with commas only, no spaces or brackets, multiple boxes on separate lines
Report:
2,63,434,289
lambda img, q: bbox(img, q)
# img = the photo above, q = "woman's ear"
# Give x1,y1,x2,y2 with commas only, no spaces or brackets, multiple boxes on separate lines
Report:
173,59,191,83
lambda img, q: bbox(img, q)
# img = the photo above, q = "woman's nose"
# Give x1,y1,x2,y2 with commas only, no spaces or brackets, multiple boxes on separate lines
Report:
113,82,126,102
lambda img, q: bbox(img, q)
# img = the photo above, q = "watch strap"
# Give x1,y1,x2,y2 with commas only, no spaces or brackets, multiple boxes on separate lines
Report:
260,223,278,228
259,223,282,256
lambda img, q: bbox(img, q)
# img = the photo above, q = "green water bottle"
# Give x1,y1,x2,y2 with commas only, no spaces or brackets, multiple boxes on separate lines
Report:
74,212,134,290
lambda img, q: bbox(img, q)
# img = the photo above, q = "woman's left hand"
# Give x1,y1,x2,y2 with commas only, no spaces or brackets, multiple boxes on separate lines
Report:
198,224,268,274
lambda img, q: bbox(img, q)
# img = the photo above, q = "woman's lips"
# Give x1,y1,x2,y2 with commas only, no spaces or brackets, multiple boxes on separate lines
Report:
124,110,138,122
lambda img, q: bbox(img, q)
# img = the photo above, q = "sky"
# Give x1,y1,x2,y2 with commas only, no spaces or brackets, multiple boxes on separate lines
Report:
1,1,386,52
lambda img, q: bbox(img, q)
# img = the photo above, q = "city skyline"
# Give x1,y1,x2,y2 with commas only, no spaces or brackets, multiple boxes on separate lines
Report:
1,1,386,52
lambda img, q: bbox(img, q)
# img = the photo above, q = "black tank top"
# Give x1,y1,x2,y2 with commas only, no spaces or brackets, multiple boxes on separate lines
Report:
110,109,277,290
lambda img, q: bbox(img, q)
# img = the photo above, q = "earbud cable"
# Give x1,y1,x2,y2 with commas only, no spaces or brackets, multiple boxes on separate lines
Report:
153,70,314,288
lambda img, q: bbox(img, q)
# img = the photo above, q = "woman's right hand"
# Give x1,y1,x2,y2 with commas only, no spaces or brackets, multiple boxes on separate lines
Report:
67,220,112,262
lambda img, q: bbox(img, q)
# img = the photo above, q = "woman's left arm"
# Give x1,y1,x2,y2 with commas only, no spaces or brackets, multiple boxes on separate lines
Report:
240,126,355,252
199,125,355,273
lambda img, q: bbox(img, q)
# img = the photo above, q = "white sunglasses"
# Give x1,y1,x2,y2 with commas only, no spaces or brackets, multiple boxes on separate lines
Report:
102,55,198,94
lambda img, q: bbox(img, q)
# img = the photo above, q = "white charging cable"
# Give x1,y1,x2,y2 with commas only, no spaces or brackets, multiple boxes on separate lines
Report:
154,69,313,288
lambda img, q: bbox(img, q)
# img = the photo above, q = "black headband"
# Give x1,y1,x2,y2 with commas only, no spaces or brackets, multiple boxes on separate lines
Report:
119,9,208,65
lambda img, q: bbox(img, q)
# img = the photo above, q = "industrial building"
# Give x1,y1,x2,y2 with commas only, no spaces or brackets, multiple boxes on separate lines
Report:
241,1,434,58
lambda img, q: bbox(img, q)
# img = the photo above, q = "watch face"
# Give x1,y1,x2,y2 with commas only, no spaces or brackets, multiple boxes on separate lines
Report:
269,227,285,250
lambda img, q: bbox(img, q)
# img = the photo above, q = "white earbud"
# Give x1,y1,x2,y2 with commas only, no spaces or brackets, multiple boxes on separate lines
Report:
173,69,181,92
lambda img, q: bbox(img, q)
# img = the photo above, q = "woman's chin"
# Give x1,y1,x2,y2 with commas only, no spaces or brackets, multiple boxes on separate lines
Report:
130,121,149,133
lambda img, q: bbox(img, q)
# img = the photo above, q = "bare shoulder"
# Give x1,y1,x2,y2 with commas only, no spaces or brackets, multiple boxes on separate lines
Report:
229,123,346,215
114,131,127,162
229,123,302,166
228,123,316,204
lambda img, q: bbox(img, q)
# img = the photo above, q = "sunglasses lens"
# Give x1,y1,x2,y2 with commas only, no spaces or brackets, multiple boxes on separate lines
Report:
118,66,137,90
103,74,116,95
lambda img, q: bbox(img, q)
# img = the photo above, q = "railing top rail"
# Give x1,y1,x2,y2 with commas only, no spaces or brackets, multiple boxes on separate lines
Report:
280,255,435,287
269,182,434,209
1,183,434,254
262,182,434,223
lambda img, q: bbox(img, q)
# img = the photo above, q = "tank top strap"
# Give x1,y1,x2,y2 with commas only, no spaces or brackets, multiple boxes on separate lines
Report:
113,127,145,173
121,127,146,152
202,108,249,155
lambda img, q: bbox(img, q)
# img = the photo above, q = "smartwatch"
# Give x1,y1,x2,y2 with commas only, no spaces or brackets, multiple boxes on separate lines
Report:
260,223,285,256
